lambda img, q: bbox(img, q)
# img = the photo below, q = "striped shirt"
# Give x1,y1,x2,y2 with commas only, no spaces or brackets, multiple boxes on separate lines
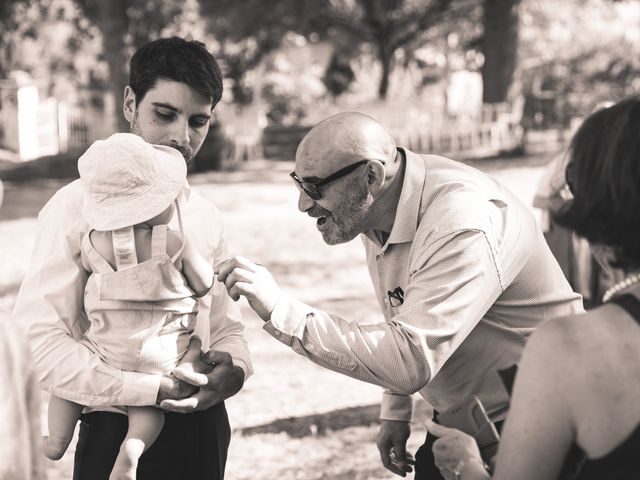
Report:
12,181,252,408
266,148,583,422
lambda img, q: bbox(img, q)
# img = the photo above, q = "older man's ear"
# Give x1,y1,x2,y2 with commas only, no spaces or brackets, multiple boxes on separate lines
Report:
363,160,386,196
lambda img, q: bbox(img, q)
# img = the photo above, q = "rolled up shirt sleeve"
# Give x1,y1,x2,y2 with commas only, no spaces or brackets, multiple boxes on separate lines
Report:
12,184,161,407
265,230,503,413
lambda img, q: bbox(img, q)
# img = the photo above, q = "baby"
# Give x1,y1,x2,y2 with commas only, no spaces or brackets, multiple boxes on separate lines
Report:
43,133,213,480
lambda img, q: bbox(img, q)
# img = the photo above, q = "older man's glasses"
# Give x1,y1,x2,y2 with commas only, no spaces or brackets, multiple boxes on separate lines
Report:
289,159,369,200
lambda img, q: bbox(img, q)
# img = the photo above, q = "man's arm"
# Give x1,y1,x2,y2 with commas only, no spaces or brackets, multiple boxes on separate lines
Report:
160,202,252,413
175,235,214,298
218,230,504,476
12,186,164,407
218,230,502,393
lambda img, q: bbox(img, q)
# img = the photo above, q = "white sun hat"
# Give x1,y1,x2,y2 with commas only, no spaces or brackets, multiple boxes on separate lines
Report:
78,133,187,231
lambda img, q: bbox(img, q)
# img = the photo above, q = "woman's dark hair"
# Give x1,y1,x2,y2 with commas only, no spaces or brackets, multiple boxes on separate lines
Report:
555,96,640,269
129,36,223,107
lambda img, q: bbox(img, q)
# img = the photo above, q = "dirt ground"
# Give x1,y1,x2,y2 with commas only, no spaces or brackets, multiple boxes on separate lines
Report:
0,153,552,479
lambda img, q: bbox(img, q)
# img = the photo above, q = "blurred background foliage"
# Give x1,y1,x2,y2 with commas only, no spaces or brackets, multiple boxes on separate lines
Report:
0,0,639,168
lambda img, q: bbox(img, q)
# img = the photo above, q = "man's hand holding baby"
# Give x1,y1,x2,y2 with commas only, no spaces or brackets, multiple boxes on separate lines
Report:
156,336,245,412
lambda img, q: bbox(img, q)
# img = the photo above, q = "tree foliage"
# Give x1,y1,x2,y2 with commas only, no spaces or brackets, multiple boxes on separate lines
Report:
200,0,478,100
518,0,640,125
323,52,356,97
323,0,480,98
0,0,28,78
72,0,187,131
0,0,100,100
199,0,323,104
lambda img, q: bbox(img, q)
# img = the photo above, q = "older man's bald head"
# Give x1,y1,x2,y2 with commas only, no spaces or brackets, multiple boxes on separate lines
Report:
296,112,397,175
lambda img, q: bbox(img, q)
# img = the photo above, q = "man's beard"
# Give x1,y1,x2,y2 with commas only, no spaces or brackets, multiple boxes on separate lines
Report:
322,182,373,245
130,112,193,163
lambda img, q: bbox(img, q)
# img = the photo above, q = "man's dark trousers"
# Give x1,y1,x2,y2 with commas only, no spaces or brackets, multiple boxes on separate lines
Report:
73,402,230,479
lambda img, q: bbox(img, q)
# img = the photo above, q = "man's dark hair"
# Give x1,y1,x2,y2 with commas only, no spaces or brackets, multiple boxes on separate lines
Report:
129,36,223,107
555,96,640,269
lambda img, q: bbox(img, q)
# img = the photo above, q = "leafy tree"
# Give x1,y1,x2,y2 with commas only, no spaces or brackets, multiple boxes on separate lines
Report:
0,0,99,99
200,0,477,100
200,0,319,104
319,0,477,99
518,0,640,124
323,51,356,97
0,0,27,78
72,0,185,131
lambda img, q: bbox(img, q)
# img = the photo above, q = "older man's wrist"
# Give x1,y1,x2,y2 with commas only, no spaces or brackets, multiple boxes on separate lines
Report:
265,294,311,342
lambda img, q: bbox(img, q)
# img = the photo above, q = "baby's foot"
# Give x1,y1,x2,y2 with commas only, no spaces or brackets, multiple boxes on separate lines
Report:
174,335,211,377
109,440,144,480
108,462,136,480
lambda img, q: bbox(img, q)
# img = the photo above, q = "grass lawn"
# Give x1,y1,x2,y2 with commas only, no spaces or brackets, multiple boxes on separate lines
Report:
0,154,550,479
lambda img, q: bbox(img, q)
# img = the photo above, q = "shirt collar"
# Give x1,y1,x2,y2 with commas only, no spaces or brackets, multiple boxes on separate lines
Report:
383,147,426,247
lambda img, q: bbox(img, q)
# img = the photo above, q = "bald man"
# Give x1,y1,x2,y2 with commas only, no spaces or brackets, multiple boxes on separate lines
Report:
218,112,582,479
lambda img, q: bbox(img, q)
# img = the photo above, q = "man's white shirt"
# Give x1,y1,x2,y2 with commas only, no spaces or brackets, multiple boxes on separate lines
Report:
12,180,252,409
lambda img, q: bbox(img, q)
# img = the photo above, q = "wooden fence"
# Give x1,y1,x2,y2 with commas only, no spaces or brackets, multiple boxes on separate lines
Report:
260,102,524,161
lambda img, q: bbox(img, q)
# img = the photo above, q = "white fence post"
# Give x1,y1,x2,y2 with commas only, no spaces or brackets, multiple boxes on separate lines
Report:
57,101,69,153
36,97,60,157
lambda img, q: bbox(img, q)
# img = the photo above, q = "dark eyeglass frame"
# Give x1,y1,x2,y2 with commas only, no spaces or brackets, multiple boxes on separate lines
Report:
289,159,370,200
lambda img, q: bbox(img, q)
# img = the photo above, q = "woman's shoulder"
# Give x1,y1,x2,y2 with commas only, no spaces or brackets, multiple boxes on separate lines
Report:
525,313,583,359
552,303,640,350
526,304,640,388
529,304,632,358
520,310,610,386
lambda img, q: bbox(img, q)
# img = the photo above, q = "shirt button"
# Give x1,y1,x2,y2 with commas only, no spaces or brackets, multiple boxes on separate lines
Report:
274,331,281,338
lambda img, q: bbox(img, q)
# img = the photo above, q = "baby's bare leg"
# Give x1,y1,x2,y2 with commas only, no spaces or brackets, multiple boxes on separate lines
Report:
109,406,164,480
44,395,84,460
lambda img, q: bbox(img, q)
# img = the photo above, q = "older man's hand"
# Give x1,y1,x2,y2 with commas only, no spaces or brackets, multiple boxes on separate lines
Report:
377,419,414,476
216,256,282,322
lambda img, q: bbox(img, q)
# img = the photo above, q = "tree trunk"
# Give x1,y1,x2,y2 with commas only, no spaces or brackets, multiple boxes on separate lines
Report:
94,0,130,132
481,0,520,103
378,44,393,100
